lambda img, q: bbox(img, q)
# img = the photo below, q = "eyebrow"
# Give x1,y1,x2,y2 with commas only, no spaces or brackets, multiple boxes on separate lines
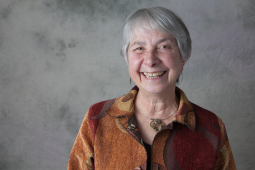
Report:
130,41,146,47
130,38,173,47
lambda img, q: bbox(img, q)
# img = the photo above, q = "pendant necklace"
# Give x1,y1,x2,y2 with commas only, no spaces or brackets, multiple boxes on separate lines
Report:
137,108,178,132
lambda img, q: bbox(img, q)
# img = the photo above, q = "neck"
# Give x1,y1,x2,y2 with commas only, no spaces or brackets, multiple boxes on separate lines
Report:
134,86,179,119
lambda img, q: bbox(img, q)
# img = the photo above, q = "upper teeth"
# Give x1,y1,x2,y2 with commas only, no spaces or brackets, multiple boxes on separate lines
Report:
144,71,164,77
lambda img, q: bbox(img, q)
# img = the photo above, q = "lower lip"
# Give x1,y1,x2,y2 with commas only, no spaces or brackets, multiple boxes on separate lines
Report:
142,72,166,80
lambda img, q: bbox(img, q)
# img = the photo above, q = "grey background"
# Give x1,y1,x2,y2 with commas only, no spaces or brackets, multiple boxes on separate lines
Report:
0,0,254,169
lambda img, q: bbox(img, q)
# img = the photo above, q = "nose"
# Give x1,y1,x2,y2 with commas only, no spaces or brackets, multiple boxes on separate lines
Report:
143,50,160,67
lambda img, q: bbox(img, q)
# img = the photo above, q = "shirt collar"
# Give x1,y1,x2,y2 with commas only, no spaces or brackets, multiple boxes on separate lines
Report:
106,86,196,131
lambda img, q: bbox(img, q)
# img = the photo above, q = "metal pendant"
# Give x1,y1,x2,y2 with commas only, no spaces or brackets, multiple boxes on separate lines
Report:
150,119,165,132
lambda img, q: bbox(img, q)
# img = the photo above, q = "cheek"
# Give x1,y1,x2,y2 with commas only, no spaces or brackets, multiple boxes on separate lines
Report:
128,56,143,82
164,56,182,68
128,62,139,76
128,55,142,71
128,57,137,76
128,64,140,82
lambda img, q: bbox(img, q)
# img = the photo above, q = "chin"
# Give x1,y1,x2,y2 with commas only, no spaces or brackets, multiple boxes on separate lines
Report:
142,85,170,95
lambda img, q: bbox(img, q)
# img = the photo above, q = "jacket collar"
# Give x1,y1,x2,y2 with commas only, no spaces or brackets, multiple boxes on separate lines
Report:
106,86,196,131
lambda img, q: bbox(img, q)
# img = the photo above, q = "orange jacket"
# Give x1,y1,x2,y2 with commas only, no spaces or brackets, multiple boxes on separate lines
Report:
68,86,236,170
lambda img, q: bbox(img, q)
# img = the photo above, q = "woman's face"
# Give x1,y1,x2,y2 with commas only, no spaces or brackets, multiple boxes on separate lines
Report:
128,30,185,95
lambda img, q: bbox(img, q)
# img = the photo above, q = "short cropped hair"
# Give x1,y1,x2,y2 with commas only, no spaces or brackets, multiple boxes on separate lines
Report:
121,7,192,64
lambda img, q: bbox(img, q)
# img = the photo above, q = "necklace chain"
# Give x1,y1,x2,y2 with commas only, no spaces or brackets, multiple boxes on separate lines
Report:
136,108,178,121
136,108,178,132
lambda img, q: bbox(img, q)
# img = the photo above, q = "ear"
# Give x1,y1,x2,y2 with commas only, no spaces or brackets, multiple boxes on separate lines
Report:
181,60,186,71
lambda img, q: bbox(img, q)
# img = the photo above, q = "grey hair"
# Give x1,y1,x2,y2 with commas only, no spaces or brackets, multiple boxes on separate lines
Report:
120,7,191,65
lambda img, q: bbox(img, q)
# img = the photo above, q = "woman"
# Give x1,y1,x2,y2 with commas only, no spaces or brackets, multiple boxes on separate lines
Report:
68,7,236,170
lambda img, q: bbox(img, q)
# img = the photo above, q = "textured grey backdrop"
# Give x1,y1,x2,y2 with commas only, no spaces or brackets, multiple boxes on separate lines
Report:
0,0,254,169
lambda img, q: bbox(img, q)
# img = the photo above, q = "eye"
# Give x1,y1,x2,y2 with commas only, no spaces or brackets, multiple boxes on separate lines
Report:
134,47,144,53
158,45,171,51
135,47,143,50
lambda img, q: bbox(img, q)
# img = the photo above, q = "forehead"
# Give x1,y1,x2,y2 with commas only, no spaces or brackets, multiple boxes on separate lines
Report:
130,29,176,45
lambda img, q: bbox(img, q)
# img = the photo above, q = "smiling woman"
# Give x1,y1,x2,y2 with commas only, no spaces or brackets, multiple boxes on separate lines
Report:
128,31,184,95
67,7,236,170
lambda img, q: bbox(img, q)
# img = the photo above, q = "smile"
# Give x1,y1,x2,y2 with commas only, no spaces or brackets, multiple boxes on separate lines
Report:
143,71,165,79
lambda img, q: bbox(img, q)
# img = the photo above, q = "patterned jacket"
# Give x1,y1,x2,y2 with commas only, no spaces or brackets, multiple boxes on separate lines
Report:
67,86,236,170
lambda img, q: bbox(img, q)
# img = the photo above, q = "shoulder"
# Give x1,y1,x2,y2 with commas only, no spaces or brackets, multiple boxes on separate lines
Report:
192,102,223,125
87,98,117,119
191,102,224,139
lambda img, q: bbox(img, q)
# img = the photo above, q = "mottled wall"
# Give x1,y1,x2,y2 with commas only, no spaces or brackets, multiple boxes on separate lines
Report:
0,0,254,169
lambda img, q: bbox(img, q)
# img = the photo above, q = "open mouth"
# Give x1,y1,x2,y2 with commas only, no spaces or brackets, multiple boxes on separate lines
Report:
143,71,166,79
